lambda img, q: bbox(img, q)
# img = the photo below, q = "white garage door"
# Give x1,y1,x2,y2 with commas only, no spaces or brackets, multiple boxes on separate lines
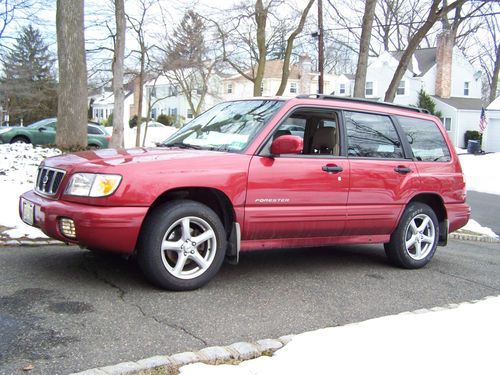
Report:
483,117,500,152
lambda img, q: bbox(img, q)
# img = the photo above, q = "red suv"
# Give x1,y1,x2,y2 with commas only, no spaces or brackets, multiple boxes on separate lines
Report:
20,96,470,290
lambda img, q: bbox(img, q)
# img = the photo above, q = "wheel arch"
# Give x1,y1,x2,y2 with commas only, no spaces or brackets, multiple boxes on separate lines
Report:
407,193,448,246
10,134,31,143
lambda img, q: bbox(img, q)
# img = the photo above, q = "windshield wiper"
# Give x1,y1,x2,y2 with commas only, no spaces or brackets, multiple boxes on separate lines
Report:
161,142,203,150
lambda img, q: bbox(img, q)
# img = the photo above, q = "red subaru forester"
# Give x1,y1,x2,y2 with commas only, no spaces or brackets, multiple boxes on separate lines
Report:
20,96,470,290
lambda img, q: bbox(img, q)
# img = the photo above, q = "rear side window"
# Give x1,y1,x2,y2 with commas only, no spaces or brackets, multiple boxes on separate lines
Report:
397,116,451,162
345,111,403,158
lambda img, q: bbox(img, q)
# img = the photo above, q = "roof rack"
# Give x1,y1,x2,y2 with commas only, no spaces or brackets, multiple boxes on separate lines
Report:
295,94,430,114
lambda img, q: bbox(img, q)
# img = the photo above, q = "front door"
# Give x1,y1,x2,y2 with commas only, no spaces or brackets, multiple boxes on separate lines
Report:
244,108,349,242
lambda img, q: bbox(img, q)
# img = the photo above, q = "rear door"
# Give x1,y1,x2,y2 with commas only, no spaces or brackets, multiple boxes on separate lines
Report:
344,110,420,237
244,108,349,241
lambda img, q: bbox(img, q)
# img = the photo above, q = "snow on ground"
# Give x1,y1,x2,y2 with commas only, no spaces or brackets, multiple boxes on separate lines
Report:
0,143,61,239
180,295,500,375
462,219,499,239
458,152,500,195
0,144,498,239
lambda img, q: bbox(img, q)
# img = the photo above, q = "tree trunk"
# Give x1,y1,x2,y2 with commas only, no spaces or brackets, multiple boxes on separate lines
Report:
56,0,87,149
353,0,377,98
253,0,267,97
110,0,126,148
490,42,500,104
384,0,466,102
275,0,315,96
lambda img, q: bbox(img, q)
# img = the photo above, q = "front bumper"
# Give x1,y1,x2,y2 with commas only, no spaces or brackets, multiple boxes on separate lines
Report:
446,202,471,233
20,190,149,254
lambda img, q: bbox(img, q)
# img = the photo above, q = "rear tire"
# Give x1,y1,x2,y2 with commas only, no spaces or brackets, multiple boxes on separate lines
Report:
138,200,227,291
385,202,439,269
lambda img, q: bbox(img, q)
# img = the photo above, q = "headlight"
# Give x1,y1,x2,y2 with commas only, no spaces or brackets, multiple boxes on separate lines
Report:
65,173,122,197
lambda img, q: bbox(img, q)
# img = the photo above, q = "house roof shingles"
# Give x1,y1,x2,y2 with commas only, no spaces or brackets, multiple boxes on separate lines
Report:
432,96,484,110
391,48,437,76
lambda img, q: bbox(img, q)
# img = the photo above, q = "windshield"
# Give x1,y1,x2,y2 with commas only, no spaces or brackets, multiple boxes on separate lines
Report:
161,100,283,152
28,118,56,128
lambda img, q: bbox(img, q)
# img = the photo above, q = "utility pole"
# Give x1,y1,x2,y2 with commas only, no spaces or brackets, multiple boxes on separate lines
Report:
318,0,324,94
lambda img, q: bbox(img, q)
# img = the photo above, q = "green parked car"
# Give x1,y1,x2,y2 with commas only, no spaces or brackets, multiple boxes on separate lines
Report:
0,118,111,148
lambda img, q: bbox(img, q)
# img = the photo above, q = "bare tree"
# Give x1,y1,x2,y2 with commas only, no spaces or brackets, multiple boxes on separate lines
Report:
384,0,466,102
211,0,315,97
353,0,377,98
110,0,126,148
55,0,88,149
164,10,217,117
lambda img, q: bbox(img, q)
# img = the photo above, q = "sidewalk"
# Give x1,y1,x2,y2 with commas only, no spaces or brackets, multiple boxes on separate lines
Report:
72,295,500,375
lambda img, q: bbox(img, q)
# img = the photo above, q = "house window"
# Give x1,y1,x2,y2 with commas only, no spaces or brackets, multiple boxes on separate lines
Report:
339,83,346,94
187,109,193,119
290,82,297,94
227,83,233,94
168,108,177,117
397,81,406,95
260,82,265,95
464,82,470,96
440,117,452,131
365,81,373,96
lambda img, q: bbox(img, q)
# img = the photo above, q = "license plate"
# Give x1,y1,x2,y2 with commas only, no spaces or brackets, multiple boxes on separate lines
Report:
21,199,35,226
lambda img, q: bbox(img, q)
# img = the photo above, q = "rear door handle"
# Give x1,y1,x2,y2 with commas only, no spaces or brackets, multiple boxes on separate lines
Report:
322,164,343,173
394,166,412,174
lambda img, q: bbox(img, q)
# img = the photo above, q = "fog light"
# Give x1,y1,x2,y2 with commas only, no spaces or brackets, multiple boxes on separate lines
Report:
59,218,76,239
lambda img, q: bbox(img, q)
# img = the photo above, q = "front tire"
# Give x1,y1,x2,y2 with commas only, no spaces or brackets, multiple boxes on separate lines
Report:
385,202,439,269
11,136,30,144
138,200,227,291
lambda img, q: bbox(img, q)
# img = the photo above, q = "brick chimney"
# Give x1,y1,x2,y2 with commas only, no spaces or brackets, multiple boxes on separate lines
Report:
298,54,313,95
131,76,141,117
435,31,454,98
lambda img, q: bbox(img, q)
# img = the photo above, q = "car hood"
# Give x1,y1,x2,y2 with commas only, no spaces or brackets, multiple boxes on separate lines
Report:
41,147,246,173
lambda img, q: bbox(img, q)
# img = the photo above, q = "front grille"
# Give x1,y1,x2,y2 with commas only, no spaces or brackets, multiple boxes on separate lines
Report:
35,167,66,195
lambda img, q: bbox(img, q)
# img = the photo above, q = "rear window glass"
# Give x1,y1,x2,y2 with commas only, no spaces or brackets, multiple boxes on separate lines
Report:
345,111,403,159
397,116,451,162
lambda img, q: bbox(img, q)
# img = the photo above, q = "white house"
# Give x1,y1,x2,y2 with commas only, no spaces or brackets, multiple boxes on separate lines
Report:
91,90,134,125
364,32,484,147
142,72,221,126
483,96,500,152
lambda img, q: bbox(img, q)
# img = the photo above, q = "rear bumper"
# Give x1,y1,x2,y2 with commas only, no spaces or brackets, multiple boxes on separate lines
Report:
20,190,148,254
446,202,471,233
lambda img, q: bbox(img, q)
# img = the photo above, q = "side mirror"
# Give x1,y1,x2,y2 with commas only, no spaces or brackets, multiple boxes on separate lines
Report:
271,135,303,155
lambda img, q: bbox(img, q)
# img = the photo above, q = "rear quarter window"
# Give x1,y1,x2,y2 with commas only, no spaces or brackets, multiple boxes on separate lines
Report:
397,116,451,162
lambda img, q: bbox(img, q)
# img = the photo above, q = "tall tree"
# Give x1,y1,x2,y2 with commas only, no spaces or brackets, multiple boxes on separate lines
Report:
164,10,216,116
110,0,126,148
0,25,57,125
56,0,88,149
384,0,466,102
213,0,315,97
353,0,377,98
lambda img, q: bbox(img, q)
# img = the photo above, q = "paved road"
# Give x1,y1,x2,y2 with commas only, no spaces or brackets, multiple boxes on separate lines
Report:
1,240,499,375
467,191,500,235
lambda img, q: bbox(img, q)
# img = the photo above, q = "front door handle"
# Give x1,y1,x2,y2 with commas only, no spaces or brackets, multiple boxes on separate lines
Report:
322,164,343,173
394,166,412,174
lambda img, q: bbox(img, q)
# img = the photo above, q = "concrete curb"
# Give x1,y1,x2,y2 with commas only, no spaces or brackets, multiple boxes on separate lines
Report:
69,296,498,375
69,335,295,375
0,238,66,246
449,231,500,243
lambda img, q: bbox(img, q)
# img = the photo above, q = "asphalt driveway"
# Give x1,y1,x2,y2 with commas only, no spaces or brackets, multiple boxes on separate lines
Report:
0,240,499,375
467,191,500,235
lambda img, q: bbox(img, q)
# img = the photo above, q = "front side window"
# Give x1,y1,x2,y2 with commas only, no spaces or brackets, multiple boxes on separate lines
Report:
397,80,406,95
345,111,403,159
365,82,373,96
397,116,451,162
162,100,283,152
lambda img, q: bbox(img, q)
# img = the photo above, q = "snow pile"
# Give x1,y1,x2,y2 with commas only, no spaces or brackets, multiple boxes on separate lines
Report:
0,143,61,239
181,296,500,375
462,219,499,239
459,152,500,195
